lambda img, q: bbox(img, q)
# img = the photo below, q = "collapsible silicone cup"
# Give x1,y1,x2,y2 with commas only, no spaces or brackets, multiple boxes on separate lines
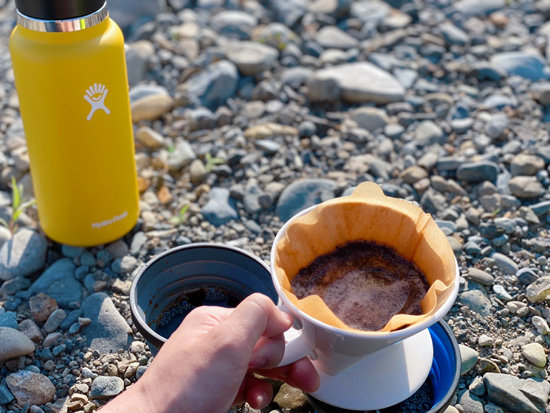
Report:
130,243,278,352
306,320,461,413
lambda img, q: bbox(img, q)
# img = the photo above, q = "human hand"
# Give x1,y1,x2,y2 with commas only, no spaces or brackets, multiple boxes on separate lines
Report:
102,293,320,413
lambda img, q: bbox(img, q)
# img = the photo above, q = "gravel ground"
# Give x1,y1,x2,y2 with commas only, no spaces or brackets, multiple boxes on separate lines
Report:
1,0,550,412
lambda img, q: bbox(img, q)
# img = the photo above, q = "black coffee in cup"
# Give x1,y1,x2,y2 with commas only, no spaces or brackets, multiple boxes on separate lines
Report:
154,285,246,338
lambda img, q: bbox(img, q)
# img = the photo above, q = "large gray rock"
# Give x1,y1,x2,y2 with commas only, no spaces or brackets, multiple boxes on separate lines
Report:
81,293,132,354
308,63,405,104
179,60,238,108
0,229,47,281
0,327,35,362
484,373,548,413
6,371,55,406
28,259,81,307
276,179,337,222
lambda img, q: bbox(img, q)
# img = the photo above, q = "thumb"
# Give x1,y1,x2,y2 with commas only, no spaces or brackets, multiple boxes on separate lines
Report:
213,293,292,355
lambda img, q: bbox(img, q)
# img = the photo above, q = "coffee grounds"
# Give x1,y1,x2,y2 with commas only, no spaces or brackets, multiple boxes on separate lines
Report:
290,241,429,331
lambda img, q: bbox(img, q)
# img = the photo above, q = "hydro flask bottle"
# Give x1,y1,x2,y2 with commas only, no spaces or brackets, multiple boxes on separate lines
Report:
9,0,139,246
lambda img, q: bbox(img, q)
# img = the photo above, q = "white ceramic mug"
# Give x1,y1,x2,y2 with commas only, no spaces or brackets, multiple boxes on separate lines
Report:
270,204,460,376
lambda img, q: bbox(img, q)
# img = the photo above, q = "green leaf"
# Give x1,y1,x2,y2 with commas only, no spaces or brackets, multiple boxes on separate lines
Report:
0,217,8,228
20,200,36,210
11,177,21,210
179,204,189,219
12,208,23,223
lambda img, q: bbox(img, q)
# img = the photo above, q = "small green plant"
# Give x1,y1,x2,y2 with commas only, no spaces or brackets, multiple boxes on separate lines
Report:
169,204,189,226
0,177,36,234
204,153,226,172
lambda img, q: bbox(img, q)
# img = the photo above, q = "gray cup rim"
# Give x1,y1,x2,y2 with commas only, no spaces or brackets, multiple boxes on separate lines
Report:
129,242,272,347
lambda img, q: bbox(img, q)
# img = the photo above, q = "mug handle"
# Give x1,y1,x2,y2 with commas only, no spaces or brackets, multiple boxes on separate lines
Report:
276,306,317,367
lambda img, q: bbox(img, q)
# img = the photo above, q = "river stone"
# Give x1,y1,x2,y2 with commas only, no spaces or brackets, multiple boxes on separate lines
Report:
167,139,196,172
0,327,35,362
510,154,545,176
125,41,154,87
273,383,308,410
459,390,484,413
136,126,164,149
225,42,278,76
457,161,499,182
269,0,307,27
179,60,238,108
415,121,444,144
109,0,164,30
309,62,405,104
244,123,299,140
519,379,550,411
526,276,550,303
484,373,543,413
490,52,547,81
521,343,547,367
81,293,132,354
460,290,492,316
460,344,479,375
0,229,47,281
29,294,58,326
0,308,18,329
29,259,81,307
468,268,494,285
351,107,389,132
276,179,337,222
90,376,125,400
491,253,518,275
455,0,505,16
440,22,469,46
509,176,544,198
400,166,428,184
315,26,358,49
43,309,67,334
0,383,14,404
6,371,55,406
131,93,174,122
210,11,258,39
201,187,239,227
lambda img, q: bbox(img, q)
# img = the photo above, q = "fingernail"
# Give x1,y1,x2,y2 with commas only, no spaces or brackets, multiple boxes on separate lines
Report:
248,356,267,369
282,312,293,324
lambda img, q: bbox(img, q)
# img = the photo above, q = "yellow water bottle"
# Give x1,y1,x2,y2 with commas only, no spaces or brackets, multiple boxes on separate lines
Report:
9,0,139,247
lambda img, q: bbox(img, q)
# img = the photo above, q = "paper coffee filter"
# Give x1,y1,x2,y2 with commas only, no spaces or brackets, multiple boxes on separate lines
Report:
274,182,456,333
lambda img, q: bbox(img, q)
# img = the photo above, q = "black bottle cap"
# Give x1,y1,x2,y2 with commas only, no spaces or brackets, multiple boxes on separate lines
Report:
15,0,106,20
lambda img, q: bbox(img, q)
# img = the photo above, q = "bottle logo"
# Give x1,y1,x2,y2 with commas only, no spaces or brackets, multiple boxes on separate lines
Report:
84,83,111,121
